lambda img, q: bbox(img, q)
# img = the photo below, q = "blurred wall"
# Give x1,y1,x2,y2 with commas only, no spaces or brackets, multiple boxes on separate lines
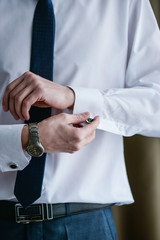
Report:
113,1,160,240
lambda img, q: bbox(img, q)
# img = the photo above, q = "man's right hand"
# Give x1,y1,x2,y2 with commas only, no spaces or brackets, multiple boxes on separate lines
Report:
22,112,100,154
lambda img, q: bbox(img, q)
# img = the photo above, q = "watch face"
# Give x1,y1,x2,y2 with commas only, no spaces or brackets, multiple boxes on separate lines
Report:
27,145,44,157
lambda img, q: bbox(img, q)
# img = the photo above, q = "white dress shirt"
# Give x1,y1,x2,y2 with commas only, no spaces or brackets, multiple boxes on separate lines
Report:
0,0,160,205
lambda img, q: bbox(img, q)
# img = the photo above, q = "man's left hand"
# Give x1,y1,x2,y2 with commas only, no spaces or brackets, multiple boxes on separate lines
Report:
2,71,75,120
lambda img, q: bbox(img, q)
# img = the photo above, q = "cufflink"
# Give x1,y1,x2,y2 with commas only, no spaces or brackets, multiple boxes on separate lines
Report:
86,118,93,124
9,163,18,169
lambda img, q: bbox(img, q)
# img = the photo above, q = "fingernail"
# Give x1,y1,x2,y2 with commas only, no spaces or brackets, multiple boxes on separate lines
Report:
3,106,7,112
15,116,20,120
84,112,90,115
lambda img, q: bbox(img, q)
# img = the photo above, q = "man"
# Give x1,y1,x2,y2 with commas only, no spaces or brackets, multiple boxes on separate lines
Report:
0,0,160,239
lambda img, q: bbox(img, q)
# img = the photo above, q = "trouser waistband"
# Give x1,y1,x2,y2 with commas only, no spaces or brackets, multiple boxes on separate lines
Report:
0,201,114,224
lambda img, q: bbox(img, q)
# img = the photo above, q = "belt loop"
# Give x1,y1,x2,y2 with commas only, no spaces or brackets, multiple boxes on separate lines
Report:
65,203,70,216
45,204,53,220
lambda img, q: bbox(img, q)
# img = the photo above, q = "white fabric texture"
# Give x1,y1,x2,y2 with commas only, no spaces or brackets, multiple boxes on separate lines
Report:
0,0,160,205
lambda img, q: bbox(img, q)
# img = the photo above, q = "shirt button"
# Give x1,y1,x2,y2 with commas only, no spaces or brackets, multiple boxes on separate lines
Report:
9,163,18,169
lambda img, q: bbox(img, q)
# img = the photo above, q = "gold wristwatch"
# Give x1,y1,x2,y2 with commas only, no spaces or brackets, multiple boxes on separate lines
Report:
26,123,44,157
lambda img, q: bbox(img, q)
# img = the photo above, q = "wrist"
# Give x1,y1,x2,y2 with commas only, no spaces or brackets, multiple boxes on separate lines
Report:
21,125,29,150
66,86,75,109
38,122,46,152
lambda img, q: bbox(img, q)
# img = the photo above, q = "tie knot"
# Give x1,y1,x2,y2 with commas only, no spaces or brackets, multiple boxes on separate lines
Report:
38,0,53,10
41,0,52,3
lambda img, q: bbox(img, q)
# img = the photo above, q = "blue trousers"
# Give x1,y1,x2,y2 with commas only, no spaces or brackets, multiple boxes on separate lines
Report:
0,207,118,240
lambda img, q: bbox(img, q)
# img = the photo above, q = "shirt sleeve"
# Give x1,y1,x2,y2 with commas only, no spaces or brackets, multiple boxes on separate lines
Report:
71,0,160,137
0,124,31,172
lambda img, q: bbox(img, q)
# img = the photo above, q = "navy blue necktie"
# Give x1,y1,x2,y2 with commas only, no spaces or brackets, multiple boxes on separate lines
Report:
14,0,55,208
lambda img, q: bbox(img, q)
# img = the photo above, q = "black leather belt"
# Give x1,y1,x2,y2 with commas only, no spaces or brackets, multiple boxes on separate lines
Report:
0,201,113,224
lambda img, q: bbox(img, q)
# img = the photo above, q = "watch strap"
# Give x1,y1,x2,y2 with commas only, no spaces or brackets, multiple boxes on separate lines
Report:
28,123,40,145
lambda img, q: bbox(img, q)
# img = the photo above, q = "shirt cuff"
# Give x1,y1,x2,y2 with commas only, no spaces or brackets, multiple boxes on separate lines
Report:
71,86,117,132
70,86,143,136
0,124,31,172
71,86,103,117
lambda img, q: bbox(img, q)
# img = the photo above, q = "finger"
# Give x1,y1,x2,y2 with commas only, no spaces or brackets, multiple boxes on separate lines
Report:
2,73,25,111
21,90,41,120
67,116,99,151
8,96,19,120
82,131,96,147
81,116,100,135
67,112,90,125
7,81,29,120
14,86,34,120
69,130,96,153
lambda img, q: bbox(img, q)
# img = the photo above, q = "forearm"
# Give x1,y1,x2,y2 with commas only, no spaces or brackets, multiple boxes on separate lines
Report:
21,125,29,150
2,72,76,121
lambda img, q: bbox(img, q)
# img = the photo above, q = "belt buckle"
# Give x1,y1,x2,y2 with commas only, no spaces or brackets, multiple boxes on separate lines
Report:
15,203,44,224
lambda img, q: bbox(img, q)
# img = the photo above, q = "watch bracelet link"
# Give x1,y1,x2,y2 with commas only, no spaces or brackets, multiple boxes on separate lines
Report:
28,123,40,145
26,123,44,157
